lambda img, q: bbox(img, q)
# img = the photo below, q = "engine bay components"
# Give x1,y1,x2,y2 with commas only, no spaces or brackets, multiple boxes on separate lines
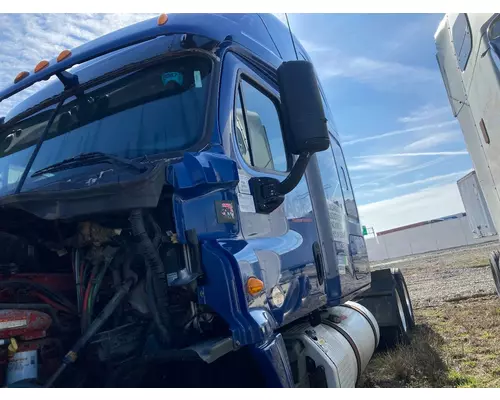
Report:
0,199,223,387
0,310,55,386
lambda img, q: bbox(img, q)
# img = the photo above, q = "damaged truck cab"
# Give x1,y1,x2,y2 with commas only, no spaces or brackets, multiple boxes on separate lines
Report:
0,14,413,387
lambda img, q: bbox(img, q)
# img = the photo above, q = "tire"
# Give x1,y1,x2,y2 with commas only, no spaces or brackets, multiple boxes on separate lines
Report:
391,268,415,330
489,250,500,298
379,288,410,349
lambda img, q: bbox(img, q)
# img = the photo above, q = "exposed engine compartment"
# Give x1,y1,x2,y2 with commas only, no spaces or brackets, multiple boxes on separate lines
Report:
0,192,229,387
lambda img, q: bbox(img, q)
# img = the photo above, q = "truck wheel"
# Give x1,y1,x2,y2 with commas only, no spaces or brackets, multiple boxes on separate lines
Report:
379,288,409,349
489,250,500,297
391,268,415,329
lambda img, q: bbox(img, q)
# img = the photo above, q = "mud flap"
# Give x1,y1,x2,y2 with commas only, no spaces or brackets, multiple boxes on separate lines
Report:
355,269,409,348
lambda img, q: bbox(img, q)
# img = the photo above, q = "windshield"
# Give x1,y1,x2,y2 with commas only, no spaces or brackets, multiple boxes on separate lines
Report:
0,55,212,196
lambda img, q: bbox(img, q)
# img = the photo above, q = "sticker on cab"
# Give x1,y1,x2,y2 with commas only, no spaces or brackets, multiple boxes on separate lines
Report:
194,71,202,88
215,200,237,224
162,72,183,87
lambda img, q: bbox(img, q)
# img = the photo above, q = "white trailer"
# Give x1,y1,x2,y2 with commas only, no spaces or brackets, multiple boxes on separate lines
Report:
457,171,497,238
435,13,500,295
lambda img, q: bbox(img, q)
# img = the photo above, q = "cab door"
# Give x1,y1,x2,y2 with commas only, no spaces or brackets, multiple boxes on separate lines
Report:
219,51,327,327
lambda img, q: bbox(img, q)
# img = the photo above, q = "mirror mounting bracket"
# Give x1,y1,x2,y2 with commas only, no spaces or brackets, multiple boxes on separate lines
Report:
249,152,311,214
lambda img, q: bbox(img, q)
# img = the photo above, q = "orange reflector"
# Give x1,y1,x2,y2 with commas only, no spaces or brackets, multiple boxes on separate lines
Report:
247,277,264,296
57,49,72,63
14,71,29,84
34,60,49,73
157,13,168,26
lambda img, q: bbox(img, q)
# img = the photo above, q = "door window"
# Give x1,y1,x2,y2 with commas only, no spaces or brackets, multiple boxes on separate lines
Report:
332,139,358,219
234,79,289,172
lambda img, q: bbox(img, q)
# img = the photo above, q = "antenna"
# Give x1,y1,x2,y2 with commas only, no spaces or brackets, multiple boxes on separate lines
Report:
285,13,299,61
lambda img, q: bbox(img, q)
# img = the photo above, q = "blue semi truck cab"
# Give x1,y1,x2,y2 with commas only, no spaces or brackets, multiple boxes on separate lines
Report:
0,14,414,387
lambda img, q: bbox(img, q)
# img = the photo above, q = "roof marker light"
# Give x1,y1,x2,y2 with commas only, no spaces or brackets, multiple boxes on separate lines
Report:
57,50,72,63
14,71,29,84
34,60,49,73
157,13,168,26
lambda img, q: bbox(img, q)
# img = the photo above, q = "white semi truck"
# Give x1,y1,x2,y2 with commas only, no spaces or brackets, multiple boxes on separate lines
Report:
435,13,500,295
457,171,497,239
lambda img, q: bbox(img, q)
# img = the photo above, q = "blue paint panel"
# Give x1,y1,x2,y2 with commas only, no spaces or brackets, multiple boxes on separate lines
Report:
167,151,238,191
220,231,327,327
199,241,277,346
173,190,239,242
217,50,328,329
251,334,294,388
167,151,240,243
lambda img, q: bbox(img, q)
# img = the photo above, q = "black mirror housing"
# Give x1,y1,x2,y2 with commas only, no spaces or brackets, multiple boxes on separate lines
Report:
249,61,331,215
278,60,330,155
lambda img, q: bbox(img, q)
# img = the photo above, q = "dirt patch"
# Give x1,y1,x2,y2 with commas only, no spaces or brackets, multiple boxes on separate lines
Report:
360,242,500,388
372,241,498,309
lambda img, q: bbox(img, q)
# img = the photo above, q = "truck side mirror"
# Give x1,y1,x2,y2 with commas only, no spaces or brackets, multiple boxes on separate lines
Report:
249,60,330,214
278,60,330,155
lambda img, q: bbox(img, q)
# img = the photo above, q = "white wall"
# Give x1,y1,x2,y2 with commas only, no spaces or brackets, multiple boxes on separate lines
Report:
366,215,498,262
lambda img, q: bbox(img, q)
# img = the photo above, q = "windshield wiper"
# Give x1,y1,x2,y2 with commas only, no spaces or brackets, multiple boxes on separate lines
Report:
31,152,147,178
14,71,82,193
15,97,67,193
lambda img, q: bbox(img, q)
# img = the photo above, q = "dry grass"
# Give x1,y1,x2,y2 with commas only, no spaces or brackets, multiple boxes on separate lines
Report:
359,295,500,388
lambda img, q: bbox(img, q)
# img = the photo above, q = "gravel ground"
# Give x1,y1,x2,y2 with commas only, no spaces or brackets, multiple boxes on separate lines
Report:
361,240,500,388
370,240,499,309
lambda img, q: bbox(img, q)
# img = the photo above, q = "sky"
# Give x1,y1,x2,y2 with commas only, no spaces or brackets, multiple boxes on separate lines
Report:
0,13,473,232
286,13,473,231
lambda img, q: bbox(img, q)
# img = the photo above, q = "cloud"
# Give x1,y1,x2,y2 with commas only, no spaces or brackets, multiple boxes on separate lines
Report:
312,53,439,89
350,156,406,172
355,182,380,189
398,104,451,124
0,13,156,116
377,156,447,181
403,130,461,151
358,183,466,232
343,120,457,146
395,169,472,189
363,169,472,195
355,150,469,158
300,40,333,54
350,150,466,175
352,157,448,189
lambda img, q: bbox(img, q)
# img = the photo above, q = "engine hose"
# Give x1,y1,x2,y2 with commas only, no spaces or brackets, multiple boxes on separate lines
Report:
0,280,77,314
145,267,170,343
43,278,134,388
147,213,162,249
82,263,100,332
88,253,122,323
129,209,172,344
